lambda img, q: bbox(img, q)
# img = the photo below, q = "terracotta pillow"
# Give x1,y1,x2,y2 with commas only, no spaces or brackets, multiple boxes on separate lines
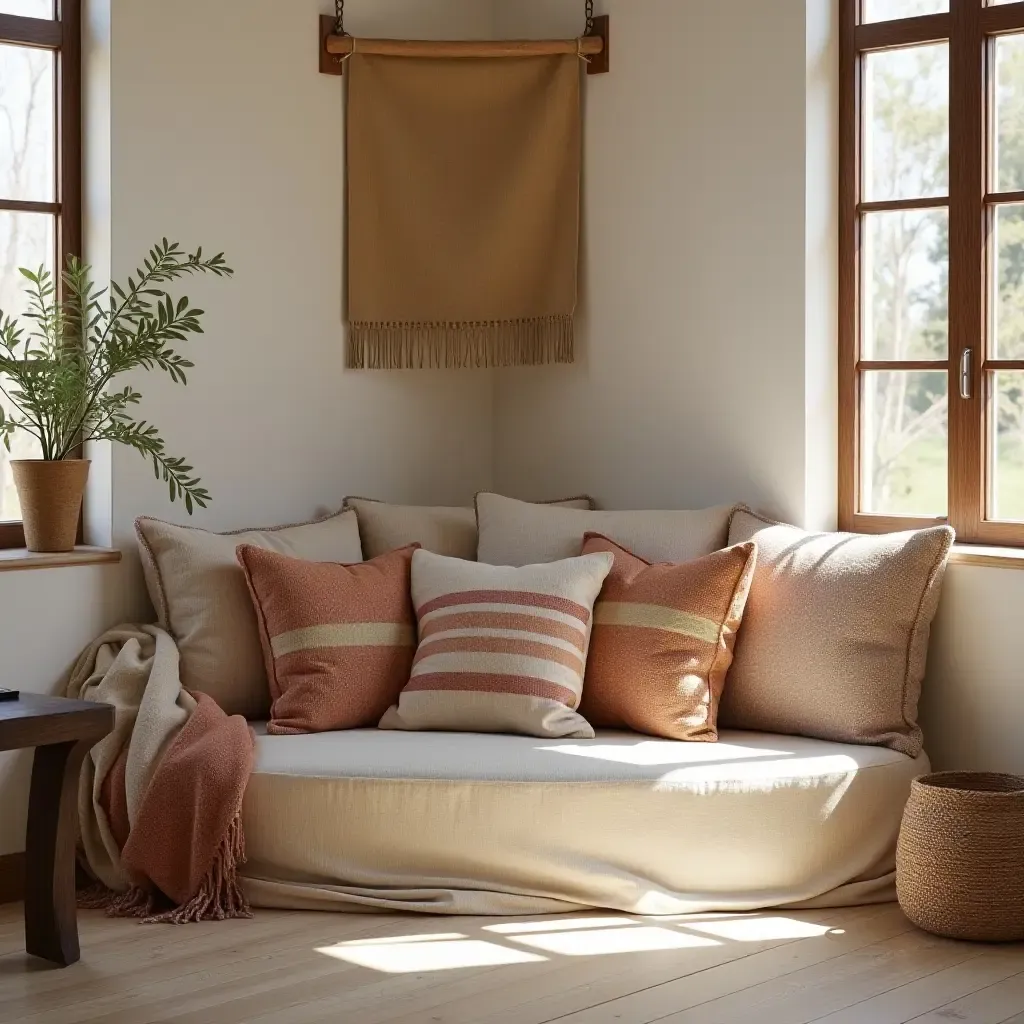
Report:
238,544,418,735
380,548,613,739
136,511,364,719
579,534,758,742
722,509,955,756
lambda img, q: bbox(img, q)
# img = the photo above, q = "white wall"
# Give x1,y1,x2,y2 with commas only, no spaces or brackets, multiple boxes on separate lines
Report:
493,0,838,528
0,0,500,858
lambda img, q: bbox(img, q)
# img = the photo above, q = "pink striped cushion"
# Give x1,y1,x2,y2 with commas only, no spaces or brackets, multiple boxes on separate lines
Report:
379,549,614,739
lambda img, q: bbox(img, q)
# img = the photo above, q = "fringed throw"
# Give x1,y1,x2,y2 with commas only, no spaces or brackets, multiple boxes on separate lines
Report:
346,53,582,370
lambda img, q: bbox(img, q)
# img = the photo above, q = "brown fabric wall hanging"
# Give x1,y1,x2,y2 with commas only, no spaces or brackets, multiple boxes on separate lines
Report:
346,53,582,370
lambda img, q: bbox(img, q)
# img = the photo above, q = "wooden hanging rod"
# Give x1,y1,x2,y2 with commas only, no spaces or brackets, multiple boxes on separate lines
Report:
319,15,610,76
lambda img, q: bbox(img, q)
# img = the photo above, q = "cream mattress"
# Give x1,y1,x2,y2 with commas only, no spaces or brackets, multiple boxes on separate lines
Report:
241,728,928,916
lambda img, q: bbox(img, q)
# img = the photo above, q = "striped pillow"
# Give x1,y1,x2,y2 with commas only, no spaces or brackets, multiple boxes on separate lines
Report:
579,534,758,742
238,544,418,735
379,549,614,739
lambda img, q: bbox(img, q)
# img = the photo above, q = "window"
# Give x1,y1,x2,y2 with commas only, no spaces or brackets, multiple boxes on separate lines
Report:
840,0,1024,545
0,0,80,549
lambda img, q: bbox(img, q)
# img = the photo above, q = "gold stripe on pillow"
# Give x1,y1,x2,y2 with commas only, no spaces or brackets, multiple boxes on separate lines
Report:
271,622,416,659
594,603,723,645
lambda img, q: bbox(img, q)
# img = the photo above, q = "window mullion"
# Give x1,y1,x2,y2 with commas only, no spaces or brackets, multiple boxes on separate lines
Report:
947,0,985,542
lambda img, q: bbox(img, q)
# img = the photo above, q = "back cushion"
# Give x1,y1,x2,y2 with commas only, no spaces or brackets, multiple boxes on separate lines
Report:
476,493,735,567
136,511,364,719
347,496,594,561
721,509,954,756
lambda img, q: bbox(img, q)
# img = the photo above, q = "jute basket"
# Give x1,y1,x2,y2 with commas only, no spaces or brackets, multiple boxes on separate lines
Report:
11,460,90,553
897,771,1024,942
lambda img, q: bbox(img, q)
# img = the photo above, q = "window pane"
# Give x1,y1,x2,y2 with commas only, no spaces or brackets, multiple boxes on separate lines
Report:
991,372,1024,522
864,1,948,22
992,204,1024,359
0,387,41,523
995,35,1024,194
862,370,948,516
864,44,949,201
863,208,949,360
0,43,55,203
0,1,53,15
0,210,54,320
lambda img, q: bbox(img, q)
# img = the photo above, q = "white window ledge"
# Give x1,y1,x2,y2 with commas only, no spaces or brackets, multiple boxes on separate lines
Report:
0,547,122,573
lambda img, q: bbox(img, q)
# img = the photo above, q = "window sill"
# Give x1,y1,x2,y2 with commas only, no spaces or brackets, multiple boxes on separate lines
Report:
949,545,1024,570
0,547,121,574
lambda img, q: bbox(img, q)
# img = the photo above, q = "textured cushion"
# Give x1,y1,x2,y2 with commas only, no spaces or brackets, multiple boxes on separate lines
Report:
135,512,363,719
347,495,594,561
579,534,758,742
476,493,735,566
379,548,614,738
238,544,417,735
721,509,955,756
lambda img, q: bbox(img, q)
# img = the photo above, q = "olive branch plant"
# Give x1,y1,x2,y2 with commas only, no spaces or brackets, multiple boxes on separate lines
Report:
0,240,233,514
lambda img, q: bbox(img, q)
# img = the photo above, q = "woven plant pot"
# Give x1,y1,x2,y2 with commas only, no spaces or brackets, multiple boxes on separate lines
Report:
897,771,1024,942
11,460,90,553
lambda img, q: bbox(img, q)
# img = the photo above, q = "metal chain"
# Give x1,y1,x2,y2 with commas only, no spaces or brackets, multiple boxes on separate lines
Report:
585,0,594,36
335,0,345,36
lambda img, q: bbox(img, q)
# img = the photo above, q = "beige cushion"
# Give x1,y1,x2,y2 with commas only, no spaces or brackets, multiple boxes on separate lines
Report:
243,727,929,915
721,509,954,756
379,548,614,739
476,493,735,567
347,495,593,561
136,511,364,719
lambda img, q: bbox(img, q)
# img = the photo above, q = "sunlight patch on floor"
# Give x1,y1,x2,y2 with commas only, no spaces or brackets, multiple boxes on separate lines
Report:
485,917,633,935
683,916,840,942
506,925,720,957
316,934,547,973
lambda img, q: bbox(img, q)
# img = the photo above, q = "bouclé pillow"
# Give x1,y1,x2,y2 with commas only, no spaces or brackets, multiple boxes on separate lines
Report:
135,511,363,719
476,493,735,566
379,548,614,739
579,534,758,742
238,544,418,735
721,510,955,756
347,495,594,560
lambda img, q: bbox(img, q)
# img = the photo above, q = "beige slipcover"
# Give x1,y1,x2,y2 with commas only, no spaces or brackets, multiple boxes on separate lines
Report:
241,728,928,916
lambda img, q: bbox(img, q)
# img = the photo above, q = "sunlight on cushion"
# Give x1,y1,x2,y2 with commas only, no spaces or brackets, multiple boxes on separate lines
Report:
542,741,791,767
654,755,862,790
682,916,838,942
316,935,546,973
485,917,635,935
508,925,720,957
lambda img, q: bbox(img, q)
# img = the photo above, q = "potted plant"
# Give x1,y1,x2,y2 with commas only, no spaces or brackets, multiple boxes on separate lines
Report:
0,240,233,552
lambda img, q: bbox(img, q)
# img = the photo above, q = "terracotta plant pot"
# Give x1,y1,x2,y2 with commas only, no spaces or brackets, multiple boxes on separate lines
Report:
11,460,90,553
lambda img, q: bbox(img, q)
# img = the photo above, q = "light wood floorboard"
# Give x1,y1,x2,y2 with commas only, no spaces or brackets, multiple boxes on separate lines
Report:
1,902,1023,1024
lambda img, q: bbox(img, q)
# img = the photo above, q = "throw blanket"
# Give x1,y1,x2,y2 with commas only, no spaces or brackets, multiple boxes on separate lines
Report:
67,626,254,923
346,52,582,369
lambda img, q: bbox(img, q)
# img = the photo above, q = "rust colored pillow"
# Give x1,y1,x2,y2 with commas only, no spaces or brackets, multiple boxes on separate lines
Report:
579,534,758,742
237,544,418,735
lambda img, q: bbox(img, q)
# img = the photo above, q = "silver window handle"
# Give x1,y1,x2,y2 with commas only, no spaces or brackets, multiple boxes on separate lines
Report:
960,348,973,400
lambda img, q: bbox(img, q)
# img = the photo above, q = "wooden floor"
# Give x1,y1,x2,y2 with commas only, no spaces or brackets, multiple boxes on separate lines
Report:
2,902,1024,1023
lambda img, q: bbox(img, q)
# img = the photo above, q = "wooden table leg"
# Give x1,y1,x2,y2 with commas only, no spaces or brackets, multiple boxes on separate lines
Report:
24,739,92,967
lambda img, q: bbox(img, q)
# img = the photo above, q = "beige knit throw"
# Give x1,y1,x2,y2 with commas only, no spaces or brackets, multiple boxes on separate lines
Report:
346,52,582,369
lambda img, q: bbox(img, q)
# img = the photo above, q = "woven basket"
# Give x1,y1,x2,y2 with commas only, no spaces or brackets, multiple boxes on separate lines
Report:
897,771,1024,942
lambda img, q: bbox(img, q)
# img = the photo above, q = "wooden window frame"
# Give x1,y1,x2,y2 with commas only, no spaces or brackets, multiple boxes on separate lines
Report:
0,0,81,550
840,0,1024,545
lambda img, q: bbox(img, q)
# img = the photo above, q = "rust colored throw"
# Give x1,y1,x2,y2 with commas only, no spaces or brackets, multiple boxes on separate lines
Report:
578,535,758,742
67,626,255,923
238,544,418,734
346,53,582,369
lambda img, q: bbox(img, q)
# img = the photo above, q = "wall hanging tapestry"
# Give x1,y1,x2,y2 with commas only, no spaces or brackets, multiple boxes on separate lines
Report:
345,52,582,369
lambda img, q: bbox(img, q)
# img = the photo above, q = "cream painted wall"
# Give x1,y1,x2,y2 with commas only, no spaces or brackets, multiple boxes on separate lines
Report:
0,0,500,858
493,0,838,528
